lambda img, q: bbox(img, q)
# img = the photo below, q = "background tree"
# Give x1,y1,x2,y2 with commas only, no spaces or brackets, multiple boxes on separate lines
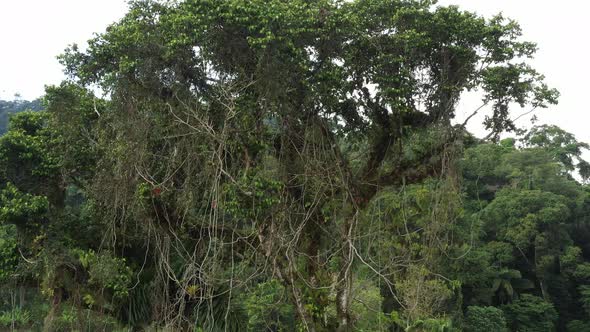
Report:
0,98,43,135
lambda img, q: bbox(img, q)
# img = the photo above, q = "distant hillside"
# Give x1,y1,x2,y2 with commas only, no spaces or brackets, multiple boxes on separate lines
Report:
0,98,44,134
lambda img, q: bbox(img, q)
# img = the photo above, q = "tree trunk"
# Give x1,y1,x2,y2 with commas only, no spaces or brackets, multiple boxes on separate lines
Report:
277,262,318,332
43,287,62,332
336,215,355,332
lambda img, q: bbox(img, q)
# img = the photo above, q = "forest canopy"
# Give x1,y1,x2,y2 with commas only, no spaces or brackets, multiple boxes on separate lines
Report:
0,0,588,331
0,98,43,135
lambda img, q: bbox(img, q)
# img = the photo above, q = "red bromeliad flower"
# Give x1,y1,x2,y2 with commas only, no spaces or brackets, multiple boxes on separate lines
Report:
152,187,162,196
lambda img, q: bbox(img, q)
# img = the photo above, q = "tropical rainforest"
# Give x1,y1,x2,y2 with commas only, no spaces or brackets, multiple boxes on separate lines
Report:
1,0,589,331
0,98,43,135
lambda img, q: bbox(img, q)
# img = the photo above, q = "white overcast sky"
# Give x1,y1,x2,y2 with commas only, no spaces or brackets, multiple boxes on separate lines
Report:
0,0,588,142
0,0,128,99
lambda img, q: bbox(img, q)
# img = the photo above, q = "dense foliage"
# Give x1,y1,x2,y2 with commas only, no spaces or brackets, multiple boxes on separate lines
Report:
0,98,43,135
1,0,588,331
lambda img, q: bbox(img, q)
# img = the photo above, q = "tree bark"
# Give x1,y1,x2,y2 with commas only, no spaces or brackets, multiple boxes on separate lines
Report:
336,212,356,332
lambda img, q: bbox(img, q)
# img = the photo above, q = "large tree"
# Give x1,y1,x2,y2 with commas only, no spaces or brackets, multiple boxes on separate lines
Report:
43,0,558,330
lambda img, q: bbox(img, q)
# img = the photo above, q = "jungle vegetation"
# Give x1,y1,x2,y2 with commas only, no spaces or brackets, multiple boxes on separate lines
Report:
1,0,589,331
0,98,43,135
